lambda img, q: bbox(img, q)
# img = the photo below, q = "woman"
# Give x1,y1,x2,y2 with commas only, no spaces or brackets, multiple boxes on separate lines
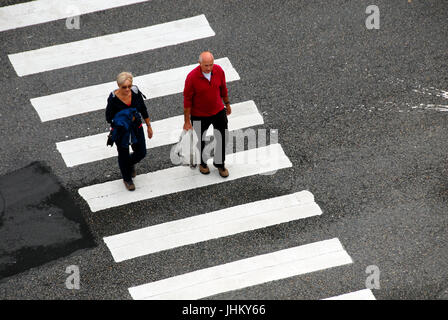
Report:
106,72,153,191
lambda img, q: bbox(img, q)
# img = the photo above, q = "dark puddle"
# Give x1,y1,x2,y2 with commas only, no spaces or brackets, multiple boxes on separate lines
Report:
0,162,95,280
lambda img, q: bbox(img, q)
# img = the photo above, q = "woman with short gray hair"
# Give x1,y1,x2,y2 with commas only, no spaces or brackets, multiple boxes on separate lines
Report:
106,72,153,191
116,72,133,86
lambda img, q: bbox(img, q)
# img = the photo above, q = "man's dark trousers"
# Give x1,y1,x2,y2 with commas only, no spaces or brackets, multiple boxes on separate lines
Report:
191,108,228,168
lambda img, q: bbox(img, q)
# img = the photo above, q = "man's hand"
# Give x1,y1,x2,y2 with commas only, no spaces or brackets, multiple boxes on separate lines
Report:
183,121,192,131
226,105,232,115
147,125,153,139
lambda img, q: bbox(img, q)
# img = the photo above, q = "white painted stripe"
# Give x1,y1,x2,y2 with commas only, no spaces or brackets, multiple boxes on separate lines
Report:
323,289,376,300
78,144,292,212
56,101,262,167
9,14,215,76
104,191,322,262
0,0,151,32
30,57,239,122
128,238,353,300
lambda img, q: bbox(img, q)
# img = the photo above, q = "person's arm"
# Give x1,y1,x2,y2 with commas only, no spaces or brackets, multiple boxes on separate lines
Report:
183,107,192,130
224,100,231,115
183,75,194,130
134,88,153,139
105,96,115,124
220,69,231,115
143,117,153,139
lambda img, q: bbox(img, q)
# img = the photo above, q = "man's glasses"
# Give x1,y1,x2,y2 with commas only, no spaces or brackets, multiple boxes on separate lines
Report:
121,85,132,89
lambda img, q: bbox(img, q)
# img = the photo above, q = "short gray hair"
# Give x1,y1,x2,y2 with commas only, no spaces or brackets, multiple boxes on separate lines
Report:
116,72,133,86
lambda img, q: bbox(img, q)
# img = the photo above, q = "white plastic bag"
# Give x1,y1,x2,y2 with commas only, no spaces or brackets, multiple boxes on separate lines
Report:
170,129,199,167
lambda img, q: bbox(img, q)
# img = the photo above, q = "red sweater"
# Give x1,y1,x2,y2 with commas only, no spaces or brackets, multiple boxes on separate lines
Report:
183,64,228,117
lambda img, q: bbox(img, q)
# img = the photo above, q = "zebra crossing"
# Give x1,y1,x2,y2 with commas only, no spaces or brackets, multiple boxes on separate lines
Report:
324,289,376,300
4,0,375,300
9,14,215,76
0,0,152,32
104,191,323,262
79,144,293,212
128,238,353,300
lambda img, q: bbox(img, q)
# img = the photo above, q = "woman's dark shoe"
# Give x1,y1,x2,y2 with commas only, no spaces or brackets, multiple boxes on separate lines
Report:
123,180,135,191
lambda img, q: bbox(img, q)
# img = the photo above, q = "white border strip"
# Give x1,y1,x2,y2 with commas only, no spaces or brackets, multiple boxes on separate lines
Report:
104,191,322,262
56,100,262,167
9,14,215,76
0,0,151,32
128,238,353,300
78,144,292,212
30,57,239,122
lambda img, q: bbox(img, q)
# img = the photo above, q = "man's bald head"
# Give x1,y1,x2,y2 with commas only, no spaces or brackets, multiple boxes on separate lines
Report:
199,51,214,74
199,51,214,63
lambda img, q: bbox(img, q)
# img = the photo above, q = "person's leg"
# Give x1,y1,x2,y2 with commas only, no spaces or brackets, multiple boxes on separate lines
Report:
212,109,229,168
191,115,212,168
117,145,132,183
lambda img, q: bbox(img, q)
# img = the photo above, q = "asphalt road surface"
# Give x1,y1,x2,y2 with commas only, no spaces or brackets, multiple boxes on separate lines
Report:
0,0,447,303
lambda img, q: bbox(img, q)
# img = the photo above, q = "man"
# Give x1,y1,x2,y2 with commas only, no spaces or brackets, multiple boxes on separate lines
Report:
183,51,231,177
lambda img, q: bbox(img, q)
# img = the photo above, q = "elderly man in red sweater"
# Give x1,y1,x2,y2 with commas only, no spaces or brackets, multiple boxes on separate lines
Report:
183,51,232,177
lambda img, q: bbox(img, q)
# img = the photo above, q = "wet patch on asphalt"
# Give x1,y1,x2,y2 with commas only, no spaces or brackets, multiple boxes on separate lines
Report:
0,162,95,280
